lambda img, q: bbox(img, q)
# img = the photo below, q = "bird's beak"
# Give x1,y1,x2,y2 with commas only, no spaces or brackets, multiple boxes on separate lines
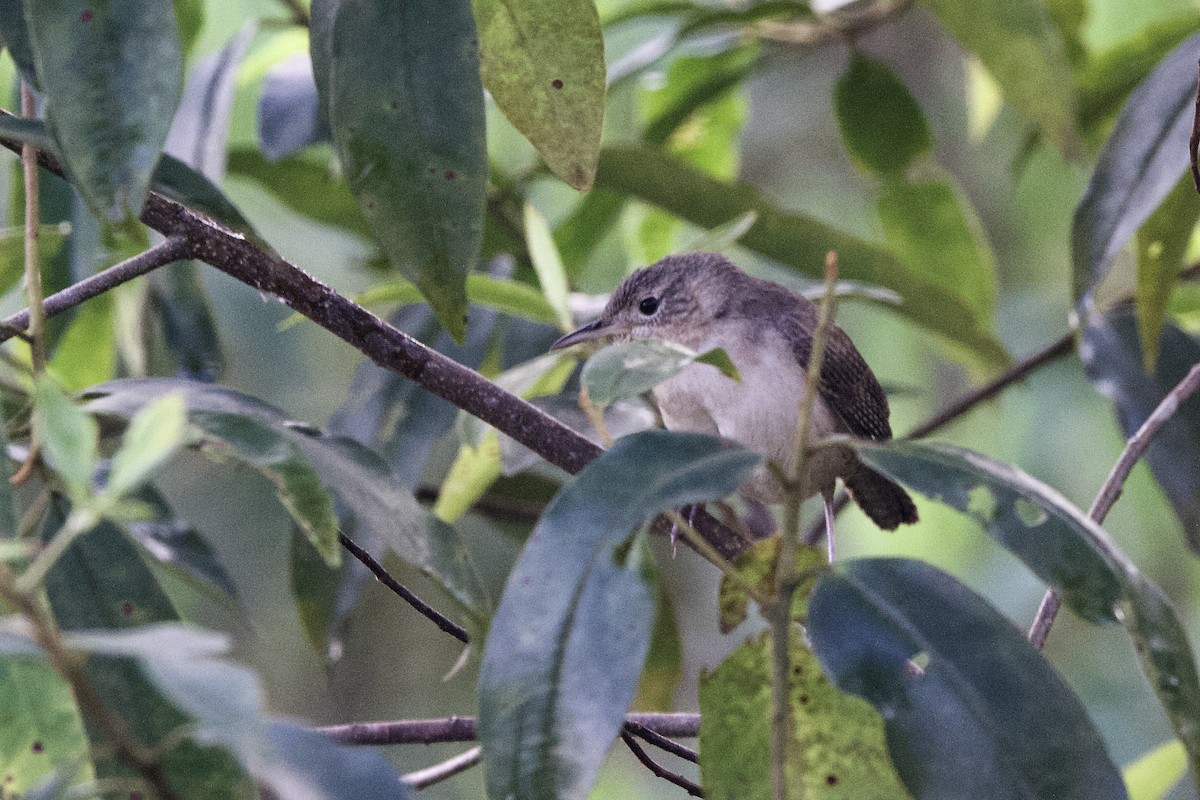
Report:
550,319,610,351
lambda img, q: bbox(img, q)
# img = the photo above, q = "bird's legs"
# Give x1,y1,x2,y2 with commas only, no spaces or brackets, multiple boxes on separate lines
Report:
824,495,837,563
669,503,703,557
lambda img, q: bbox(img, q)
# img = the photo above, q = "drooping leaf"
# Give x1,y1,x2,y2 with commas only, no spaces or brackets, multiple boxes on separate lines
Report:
290,525,339,657
834,54,933,178
83,378,489,617
595,146,1010,368
808,558,1127,800
700,630,912,800
920,0,1080,157
581,338,740,406
33,378,98,499
473,0,605,189
1134,177,1199,370
478,431,760,800
523,203,574,331
26,0,183,222
1080,309,1200,549
322,0,487,341
854,435,1200,784
39,496,253,798
124,485,240,599
1072,30,1200,303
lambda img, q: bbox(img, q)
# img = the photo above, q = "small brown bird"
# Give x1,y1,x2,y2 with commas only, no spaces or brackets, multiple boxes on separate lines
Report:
551,252,917,556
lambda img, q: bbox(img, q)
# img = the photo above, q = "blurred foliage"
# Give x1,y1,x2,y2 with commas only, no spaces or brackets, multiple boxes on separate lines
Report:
2,0,1200,798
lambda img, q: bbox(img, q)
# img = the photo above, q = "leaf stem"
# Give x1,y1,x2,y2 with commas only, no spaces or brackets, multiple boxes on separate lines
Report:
1028,361,1200,648
771,251,840,800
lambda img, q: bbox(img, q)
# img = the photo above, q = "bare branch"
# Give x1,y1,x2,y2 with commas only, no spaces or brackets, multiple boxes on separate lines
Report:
621,732,704,797
317,712,700,746
1028,361,1200,648
403,746,481,791
337,532,469,644
623,720,698,763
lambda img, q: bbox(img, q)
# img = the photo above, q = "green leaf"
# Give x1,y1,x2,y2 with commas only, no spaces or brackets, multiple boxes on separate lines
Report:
83,378,489,617
523,203,574,331
854,435,1200,784
39,496,253,797
152,153,270,252
553,188,625,276
322,0,486,342
106,393,187,499
877,179,997,323
685,210,758,254
582,339,740,407
642,45,757,155
124,485,239,599
700,630,911,800
1124,740,1186,800
0,660,89,797
473,0,605,190
1135,177,1199,370
809,558,1127,800
594,146,1010,368
173,0,204,59
834,55,933,177
633,588,682,712
33,378,98,498
853,439,1121,623
0,1,38,86
1046,0,1087,66
27,0,182,222
1081,310,1200,549
227,148,369,237
716,538,823,634
150,261,226,381
920,0,1080,157
1072,30,1200,303
290,526,339,657
479,431,761,800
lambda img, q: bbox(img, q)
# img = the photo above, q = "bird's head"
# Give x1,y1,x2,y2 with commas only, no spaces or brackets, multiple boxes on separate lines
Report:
550,252,739,351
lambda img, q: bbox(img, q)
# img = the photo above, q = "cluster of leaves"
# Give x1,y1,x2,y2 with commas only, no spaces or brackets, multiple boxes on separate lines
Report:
1,0,1200,799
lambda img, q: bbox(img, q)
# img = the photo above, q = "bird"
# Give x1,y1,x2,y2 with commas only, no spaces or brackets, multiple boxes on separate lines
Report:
549,252,918,559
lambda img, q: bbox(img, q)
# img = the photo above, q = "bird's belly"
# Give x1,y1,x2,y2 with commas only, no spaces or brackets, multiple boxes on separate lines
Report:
652,351,845,502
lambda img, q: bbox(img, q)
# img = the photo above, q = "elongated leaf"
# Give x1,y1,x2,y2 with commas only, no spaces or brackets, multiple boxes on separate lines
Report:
1124,740,1187,800
1081,310,1200,549
323,0,486,342
39,496,252,797
82,378,489,617
808,558,1127,800
27,0,182,221
834,54,932,178
227,148,368,237
353,274,560,327
1135,177,1198,370
524,203,574,331
1072,30,1200,302
124,485,239,599
921,0,1080,156
478,431,760,800
700,631,911,800
291,526,339,657
595,146,1010,368
553,188,625,275
0,1,38,85
474,0,605,189
33,378,98,499
582,339,739,406
854,436,1200,786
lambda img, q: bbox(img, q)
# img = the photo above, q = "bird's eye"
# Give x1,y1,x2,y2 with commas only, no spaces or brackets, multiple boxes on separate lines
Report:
638,296,660,316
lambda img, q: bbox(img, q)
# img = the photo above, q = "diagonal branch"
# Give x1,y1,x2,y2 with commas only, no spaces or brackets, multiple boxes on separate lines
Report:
1028,361,1200,648
621,732,704,797
317,712,700,746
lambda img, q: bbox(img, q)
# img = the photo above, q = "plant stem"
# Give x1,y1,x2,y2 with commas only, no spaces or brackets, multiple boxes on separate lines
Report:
20,83,46,374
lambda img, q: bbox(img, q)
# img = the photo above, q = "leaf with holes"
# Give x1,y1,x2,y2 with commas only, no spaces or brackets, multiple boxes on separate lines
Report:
809,558,1126,800
478,431,760,800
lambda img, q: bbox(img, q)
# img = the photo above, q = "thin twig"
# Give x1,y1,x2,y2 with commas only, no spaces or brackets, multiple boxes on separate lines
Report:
1191,59,1200,194
0,236,193,343
771,251,839,800
317,712,700,746
621,732,704,797
337,532,469,644
623,720,699,763
1028,361,1200,648
403,746,481,790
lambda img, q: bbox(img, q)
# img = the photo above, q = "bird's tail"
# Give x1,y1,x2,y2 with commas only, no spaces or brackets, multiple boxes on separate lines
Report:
844,463,918,530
